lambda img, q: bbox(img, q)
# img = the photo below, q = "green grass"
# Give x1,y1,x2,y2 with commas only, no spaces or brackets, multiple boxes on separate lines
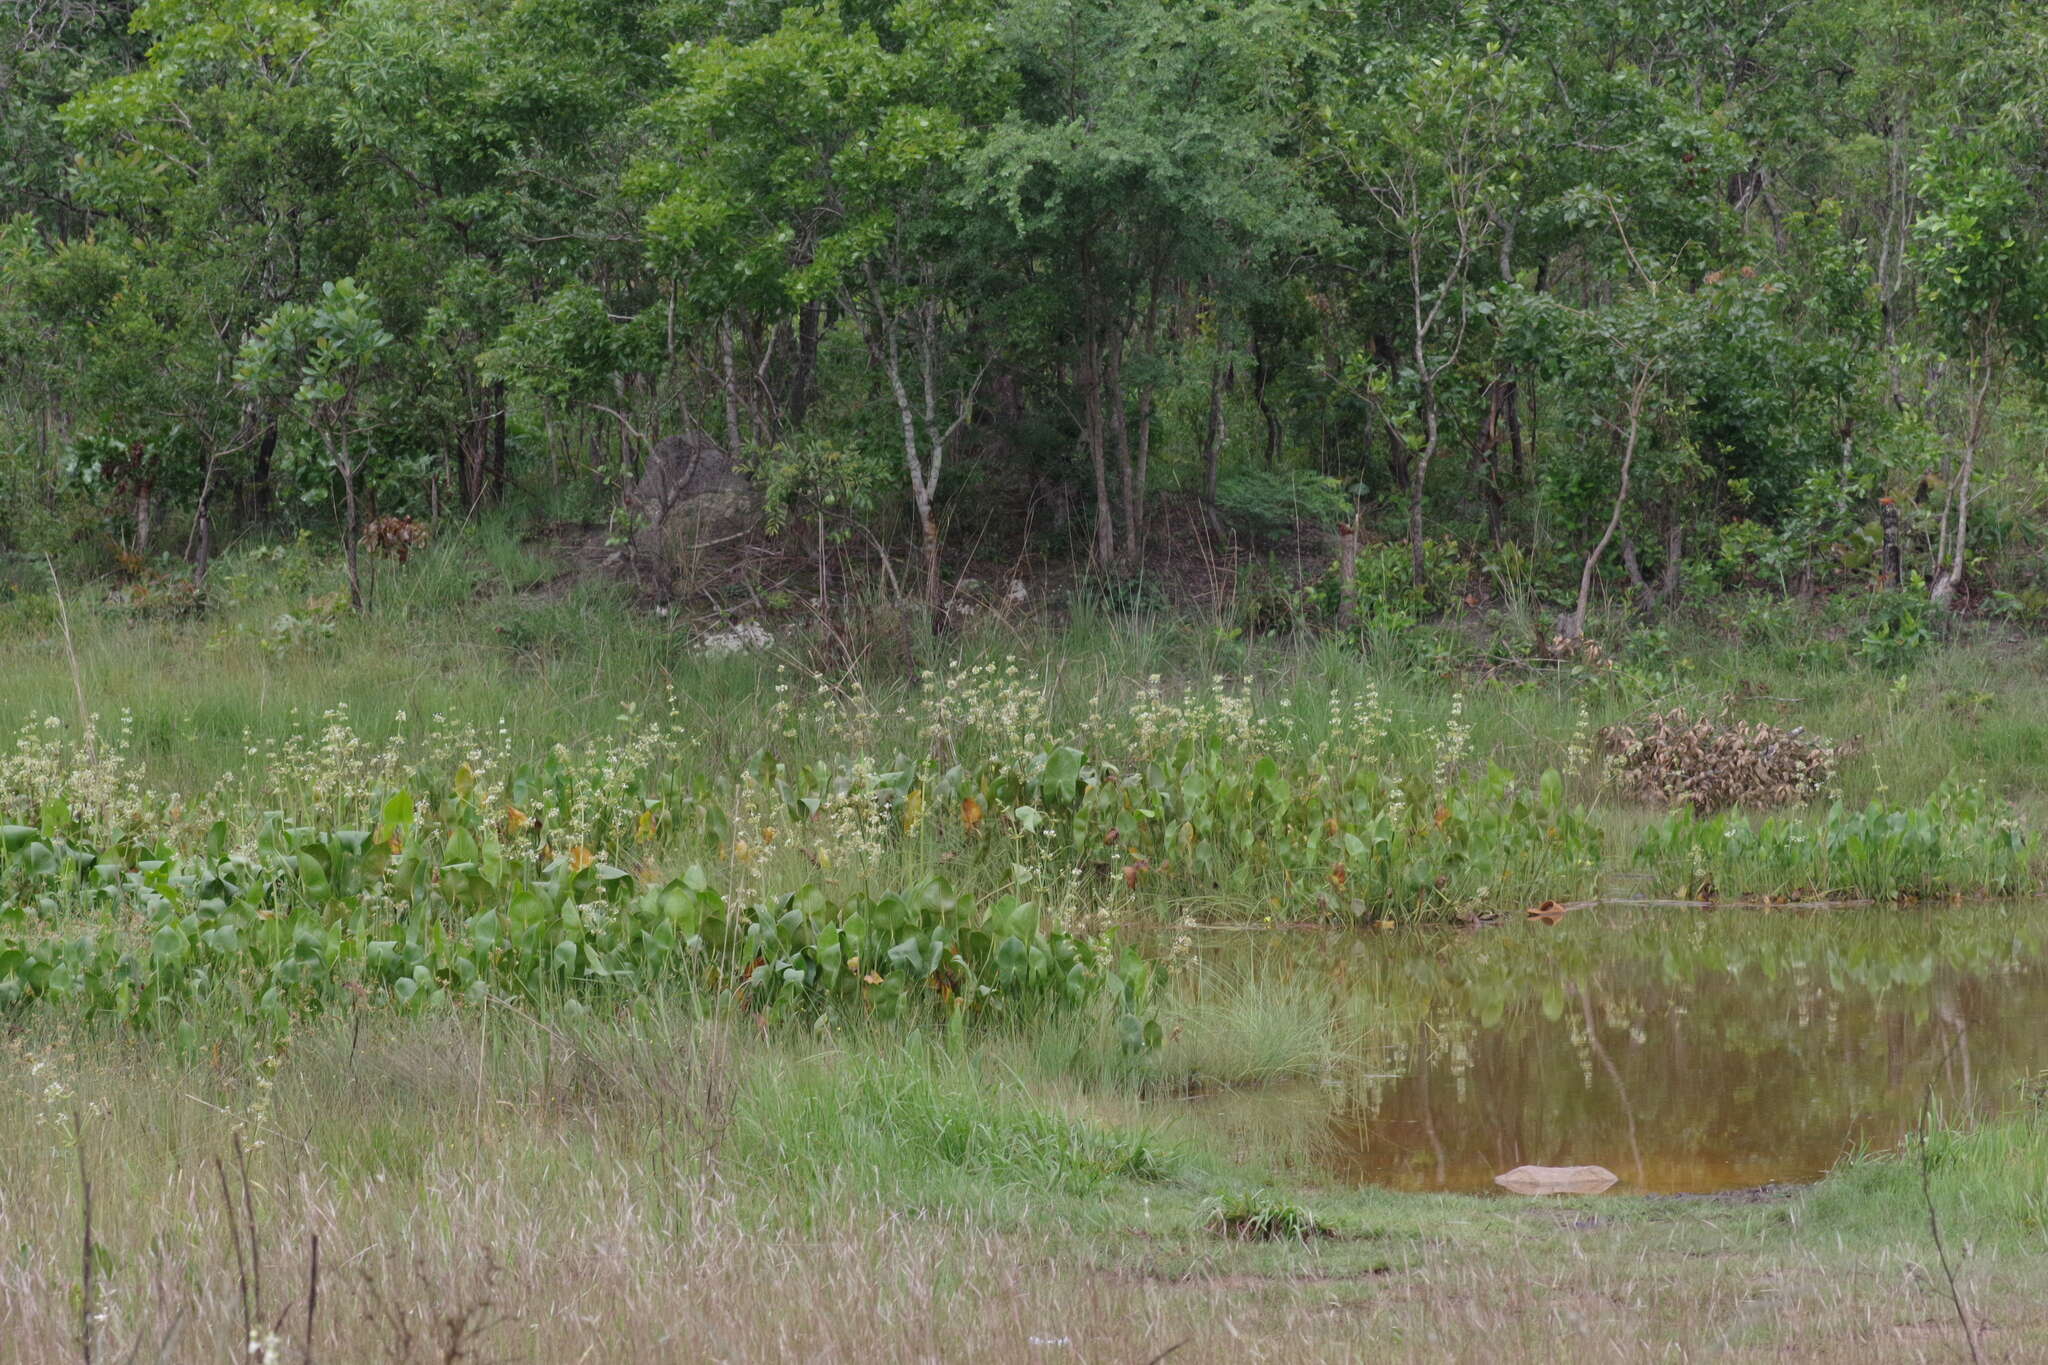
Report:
6,1002,2044,1362
7,531,2048,1359
1801,1097,2048,1250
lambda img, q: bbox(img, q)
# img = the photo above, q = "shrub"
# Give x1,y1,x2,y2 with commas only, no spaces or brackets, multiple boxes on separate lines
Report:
1213,468,1348,539
1855,594,1935,671
1602,708,1834,812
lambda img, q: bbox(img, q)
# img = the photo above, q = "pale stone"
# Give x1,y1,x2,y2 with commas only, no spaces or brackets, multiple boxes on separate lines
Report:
1493,1164,1620,1195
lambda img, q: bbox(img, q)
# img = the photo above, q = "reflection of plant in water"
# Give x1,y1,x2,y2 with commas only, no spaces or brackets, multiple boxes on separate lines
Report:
1184,902,2048,1179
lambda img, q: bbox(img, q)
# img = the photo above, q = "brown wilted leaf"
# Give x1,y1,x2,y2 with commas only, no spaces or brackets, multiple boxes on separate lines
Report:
1602,708,1833,813
961,796,983,831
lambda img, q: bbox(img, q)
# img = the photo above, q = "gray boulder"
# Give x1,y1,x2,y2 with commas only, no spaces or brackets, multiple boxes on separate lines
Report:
627,433,760,566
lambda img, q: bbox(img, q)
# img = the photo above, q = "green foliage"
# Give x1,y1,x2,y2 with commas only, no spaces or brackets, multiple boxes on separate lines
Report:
1206,1188,1320,1241
1855,594,1937,671
1633,783,2033,902
0,796,1143,1035
1212,469,1348,539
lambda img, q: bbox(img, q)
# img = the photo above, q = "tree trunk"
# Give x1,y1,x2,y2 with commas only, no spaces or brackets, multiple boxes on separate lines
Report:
1620,520,1681,614
1880,498,1902,589
790,299,821,427
1407,375,1438,589
1932,352,1994,611
489,382,508,502
1476,379,1507,550
132,483,154,558
870,299,943,614
1564,373,1651,640
1134,380,1154,561
1252,330,1281,464
1201,358,1227,506
334,431,364,613
193,499,212,595
718,315,743,460
1108,333,1141,568
1336,513,1360,631
1079,328,1115,568
241,423,278,521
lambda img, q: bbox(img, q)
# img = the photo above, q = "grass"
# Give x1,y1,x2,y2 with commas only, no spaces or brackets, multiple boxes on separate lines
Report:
4,1006,2044,1362
5,530,2048,1359
0,527,2041,816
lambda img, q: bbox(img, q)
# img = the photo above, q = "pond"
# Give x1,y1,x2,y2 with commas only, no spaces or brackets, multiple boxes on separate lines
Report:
1168,902,2048,1194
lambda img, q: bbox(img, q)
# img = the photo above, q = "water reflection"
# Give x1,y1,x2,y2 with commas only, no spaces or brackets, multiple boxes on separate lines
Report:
1172,903,2048,1194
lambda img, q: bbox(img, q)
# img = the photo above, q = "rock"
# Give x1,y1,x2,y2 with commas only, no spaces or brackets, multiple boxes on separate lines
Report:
1493,1164,1619,1196
626,433,760,568
698,621,773,657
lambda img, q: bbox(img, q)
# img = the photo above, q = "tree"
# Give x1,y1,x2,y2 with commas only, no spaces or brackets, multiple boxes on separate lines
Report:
971,0,1318,570
1320,42,1537,590
237,279,393,611
1510,273,1719,640
641,1,1004,611
1911,128,2048,609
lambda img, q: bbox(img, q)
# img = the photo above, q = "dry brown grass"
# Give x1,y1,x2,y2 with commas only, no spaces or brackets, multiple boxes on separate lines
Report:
3,1013,2043,1364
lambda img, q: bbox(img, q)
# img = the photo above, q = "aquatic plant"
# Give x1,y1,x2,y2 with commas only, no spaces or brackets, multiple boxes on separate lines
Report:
1631,782,2032,901
0,794,1155,1040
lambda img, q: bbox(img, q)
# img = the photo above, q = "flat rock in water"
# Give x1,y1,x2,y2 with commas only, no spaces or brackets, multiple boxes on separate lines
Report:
1493,1164,1619,1196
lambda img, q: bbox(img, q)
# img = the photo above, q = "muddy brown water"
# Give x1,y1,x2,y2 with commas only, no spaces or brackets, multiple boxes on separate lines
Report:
1170,901,2048,1195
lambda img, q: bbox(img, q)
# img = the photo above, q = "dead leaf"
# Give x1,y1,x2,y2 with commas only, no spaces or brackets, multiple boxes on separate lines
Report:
961,796,983,832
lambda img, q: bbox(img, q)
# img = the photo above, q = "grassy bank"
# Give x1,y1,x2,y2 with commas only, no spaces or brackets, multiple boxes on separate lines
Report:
5,533,2048,1360
4,531,2048,816
4,1005,2042,1363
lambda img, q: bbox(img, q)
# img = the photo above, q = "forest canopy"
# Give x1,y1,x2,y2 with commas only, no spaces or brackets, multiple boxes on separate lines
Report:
6,0,2048,626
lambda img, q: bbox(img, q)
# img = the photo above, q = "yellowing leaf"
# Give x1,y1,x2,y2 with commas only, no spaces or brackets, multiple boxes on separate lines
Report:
568,845,595,873
961,796,983,832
